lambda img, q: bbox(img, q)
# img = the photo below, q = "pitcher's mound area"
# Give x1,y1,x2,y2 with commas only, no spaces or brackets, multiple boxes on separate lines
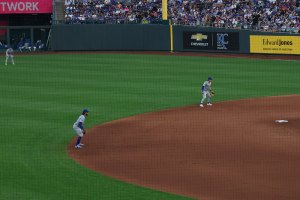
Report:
68,95,300,200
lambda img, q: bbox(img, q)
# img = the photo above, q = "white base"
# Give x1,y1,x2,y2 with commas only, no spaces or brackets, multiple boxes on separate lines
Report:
275,120,288,123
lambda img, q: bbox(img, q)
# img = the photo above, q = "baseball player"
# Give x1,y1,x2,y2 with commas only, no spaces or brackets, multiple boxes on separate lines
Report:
73,109,89,149
200,77,213,107
5,48,15,66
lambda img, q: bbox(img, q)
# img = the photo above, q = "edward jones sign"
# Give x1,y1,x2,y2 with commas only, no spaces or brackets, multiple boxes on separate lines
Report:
250,35,300,55
0,0,52,14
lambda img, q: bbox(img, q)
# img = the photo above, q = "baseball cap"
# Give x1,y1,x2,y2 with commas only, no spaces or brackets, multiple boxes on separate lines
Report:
208,77,213,80
82,109,89,113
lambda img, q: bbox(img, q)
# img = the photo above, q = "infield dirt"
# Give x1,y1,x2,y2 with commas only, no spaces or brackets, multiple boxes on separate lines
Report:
68,95,300,200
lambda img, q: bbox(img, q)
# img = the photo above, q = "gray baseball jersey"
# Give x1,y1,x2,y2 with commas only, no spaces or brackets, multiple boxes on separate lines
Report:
202,81,212,92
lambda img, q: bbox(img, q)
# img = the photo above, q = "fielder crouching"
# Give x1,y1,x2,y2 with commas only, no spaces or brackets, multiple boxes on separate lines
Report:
73,109,89,149
5,47,15,66
200,77,213,107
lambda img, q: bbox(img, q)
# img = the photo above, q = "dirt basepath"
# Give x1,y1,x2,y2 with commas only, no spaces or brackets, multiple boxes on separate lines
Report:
68,95,300,200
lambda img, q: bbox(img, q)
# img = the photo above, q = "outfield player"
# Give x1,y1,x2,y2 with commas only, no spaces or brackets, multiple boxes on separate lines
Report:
200,77,213,107
73,109,89,149
5,48,15,66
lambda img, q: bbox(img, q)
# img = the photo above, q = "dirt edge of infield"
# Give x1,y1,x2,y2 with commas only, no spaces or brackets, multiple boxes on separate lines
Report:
68,95,300,200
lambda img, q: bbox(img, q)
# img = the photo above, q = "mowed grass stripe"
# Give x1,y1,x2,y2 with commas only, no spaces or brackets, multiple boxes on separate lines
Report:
0,53,299,200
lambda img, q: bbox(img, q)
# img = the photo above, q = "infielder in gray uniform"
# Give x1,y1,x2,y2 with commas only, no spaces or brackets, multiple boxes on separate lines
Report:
200,77,213,107
5,48,15,66
73,109,89,149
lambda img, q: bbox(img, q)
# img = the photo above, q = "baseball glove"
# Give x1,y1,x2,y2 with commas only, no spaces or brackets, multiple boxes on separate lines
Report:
210,90,215,96
83,130,86,135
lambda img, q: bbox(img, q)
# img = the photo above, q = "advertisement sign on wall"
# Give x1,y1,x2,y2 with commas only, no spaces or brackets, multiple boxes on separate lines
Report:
183,32,213,50
0,0,52,14
250,35,300,55
183,32,240,51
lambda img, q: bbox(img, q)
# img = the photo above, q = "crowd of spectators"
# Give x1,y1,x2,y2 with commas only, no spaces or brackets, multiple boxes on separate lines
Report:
65,0,163,24
64,0,300,33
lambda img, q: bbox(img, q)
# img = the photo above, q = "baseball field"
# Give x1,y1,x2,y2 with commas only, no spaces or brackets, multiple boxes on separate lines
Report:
1,52,300,200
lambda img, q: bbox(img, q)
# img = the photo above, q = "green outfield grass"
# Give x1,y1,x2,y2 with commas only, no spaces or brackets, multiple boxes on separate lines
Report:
0,53,299,200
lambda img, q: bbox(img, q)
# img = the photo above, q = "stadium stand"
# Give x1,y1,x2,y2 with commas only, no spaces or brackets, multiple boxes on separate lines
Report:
63,0,300,33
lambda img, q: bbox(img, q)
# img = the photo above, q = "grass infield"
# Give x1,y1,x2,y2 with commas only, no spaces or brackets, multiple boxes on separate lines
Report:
0,53,299,200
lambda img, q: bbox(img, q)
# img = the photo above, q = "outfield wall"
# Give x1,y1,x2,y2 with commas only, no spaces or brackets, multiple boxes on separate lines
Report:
51,24,170,51
51,24,300,55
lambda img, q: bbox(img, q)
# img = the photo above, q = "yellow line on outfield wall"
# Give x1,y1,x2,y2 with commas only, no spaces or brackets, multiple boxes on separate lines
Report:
162,0,167,20
170,23,173,52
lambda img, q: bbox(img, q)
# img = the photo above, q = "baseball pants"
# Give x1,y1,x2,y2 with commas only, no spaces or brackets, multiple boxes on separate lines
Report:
73,126,84,137
201,91,212,104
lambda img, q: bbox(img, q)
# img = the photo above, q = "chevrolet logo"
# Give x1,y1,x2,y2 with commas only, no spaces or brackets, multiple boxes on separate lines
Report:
191,34,208,41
